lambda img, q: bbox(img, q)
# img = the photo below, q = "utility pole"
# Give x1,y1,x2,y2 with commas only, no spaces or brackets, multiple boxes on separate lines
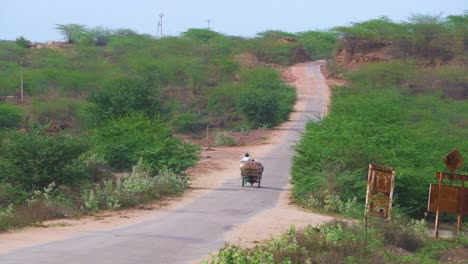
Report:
17,60,25,103
20,62,23,103
157,21,161,38
158,13,165,37
207,19,211,30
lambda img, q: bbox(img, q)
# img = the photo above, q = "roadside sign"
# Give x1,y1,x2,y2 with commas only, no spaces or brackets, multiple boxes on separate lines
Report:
443,149,464,173
428,184,462,214
365,164,395,220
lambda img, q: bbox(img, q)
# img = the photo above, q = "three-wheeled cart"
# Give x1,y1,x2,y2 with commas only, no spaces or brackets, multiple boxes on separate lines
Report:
240,161,264,188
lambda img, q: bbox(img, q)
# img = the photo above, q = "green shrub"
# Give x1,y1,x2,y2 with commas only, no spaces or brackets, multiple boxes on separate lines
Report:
205,221,386,264
346,60,416,89
297,31,339,59
247,38,299,65
92,113,200,172
216,132,240,146
236,67,296,128
181,29,224,42
368,216,426,252
0,129,90,192
78,159,188,210
292,78,467,217
87,74,166,123
170,113,207,133
31,97,91,128
0,103,23,129
155,168,188,195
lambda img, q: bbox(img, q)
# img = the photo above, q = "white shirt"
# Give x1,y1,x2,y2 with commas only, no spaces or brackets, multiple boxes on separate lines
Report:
241,157,252,162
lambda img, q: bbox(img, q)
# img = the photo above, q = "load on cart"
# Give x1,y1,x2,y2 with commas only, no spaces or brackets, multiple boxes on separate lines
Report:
240,160,264,188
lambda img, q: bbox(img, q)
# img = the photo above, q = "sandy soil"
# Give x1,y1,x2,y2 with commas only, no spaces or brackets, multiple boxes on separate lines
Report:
0,62,333,257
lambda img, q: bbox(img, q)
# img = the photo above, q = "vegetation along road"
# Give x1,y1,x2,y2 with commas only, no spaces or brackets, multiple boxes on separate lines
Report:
0,61,330,263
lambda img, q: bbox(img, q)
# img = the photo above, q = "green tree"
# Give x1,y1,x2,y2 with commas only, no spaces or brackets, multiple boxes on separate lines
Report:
405,14,452,62
86,26,112,46
181,29,223,42
332,17,403,54
56,24,87,43
445,13,467,58
256,30,296,39
15,36,31,48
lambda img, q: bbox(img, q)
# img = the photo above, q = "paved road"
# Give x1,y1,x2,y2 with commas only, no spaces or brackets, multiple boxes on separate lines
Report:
0,61,328,264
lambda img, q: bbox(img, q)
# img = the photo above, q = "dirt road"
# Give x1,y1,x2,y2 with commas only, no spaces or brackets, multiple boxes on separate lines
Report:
0,61,331,264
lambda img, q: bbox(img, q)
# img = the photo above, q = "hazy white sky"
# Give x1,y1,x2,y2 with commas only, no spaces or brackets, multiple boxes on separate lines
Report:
1,0,466,42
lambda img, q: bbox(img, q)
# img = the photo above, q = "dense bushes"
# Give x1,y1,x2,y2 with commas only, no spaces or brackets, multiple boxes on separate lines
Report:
30,97,90,128
291,62,468,217
332,13,467,64
0,103,23,129
237,67,296,128
0,129,90,192
91,113,199,172
346,60,416,89
80,160,189,211
205,218,433,264
297,31,339,59
0,160,189,231
88,75,166,123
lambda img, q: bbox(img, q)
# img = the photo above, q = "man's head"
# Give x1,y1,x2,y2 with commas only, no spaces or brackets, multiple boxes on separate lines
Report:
244,153,249,157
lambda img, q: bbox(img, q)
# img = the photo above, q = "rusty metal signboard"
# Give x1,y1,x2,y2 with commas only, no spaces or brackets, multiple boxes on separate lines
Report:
430,149,467,238
443,149,464,173
365,164,395,220
428,184,463,214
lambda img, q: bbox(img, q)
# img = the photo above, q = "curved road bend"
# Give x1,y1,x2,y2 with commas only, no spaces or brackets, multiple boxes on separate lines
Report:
0,61,329,264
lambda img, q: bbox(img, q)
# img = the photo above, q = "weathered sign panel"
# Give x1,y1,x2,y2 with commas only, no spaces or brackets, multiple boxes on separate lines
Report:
428,184,462,214
430,152,468,238
443,148,464,173
365,164,395,220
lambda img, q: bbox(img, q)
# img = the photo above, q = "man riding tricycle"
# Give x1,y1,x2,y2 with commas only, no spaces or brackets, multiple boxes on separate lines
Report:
240,153,264,188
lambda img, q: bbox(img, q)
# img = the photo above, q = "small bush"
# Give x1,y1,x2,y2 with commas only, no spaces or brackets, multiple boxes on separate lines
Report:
0,103,23,129
216,132,239,146
155,168,188,195
0,198,68,232
170,113,207,133
368,217,426,252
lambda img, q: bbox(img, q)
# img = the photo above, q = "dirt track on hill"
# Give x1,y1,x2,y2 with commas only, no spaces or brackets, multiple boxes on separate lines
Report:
0,61,332,264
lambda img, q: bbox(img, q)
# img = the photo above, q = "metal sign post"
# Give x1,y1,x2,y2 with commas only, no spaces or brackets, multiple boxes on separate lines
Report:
364,164,395,222
428,149,466,238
